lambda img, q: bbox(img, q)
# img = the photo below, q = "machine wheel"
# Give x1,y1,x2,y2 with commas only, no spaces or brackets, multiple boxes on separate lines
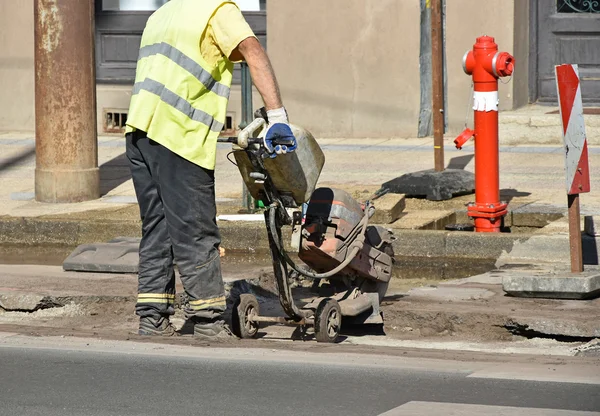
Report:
232,294,260,339
314,298,342,343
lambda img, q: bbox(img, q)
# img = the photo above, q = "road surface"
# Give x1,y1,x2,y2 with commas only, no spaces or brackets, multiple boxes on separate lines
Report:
0,335,598,415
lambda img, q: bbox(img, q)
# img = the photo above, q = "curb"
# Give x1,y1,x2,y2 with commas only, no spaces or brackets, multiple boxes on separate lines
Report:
0,217,598,267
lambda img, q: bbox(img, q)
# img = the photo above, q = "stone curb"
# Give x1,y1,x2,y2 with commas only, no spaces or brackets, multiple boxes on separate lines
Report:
1,216,598,266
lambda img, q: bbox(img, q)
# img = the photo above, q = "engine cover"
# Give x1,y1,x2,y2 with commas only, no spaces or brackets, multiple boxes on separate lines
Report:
298,188,394,283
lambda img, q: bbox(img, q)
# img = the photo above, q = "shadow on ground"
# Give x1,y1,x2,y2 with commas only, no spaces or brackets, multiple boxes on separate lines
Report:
446,154,474,170
0,146,35,173
99,153,131,196
500,188,532,204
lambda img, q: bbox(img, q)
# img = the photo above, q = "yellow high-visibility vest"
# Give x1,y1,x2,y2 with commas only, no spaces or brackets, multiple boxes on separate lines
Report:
126,0,235,170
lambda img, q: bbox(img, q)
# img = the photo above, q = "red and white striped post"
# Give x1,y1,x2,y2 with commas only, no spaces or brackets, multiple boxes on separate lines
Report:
555,64,591,273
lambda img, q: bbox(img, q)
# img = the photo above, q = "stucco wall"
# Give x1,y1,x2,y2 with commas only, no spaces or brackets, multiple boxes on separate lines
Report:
268,0,527,138
267,0,422,138
0,1,35,131
1,1,528,137
445,0,520,132
512,0,531,110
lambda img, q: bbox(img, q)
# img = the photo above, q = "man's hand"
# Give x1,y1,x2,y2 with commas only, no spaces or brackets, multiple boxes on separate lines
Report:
263,107,296,158
264,123,297,157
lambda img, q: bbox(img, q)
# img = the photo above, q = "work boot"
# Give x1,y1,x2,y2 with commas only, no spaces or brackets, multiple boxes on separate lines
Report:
193,319,236,341
138,316,179,337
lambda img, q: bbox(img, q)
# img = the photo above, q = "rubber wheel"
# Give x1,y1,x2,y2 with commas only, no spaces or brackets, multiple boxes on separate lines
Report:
232,294,260,339
314,298,342,343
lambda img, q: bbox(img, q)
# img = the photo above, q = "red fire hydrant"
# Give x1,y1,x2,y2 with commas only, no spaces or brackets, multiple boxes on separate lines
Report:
455,36,514,232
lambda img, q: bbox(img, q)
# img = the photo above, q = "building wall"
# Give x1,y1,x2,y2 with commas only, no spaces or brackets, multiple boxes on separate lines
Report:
512,0,531,110
267,0,422,138
0,1,35,131
0,2,264,135
0,1,529,137
445,0,524,131
268,0,529,138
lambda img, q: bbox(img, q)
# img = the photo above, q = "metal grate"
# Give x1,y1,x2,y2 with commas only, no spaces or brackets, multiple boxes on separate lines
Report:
221,113,236,136
103,109,128,134
103,110,237,136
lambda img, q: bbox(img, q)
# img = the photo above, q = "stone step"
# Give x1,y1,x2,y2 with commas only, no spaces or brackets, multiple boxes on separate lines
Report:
498,105,600,145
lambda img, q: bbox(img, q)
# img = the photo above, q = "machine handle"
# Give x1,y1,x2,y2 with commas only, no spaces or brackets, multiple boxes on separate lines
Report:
216,118,266,148
217,136,262,145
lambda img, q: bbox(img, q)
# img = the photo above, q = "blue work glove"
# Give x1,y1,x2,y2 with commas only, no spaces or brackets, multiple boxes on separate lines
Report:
264,123,297,158
263,107,297,158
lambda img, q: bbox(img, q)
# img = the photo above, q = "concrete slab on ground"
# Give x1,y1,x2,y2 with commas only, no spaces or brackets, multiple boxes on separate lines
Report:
389,210,456,230
370,193,406,224
63,237,140,273
511,203,565,228
502,271,600,300
407,286,495,301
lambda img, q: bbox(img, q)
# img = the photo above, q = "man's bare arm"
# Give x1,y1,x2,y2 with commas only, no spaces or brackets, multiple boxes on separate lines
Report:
233,37,283,111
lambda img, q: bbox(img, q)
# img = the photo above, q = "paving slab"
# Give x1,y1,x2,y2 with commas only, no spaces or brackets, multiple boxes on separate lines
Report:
502,270,600,300
370,193,405,224
407,286,495,301
62,237,140,273
389,210,455,230
440,271,505,286
511,203,565,228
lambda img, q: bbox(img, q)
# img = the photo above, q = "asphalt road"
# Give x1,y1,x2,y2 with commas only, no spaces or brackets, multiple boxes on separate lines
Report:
0,341,598,416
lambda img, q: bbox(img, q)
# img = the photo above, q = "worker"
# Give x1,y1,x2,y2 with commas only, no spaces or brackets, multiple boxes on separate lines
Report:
125,0,295,339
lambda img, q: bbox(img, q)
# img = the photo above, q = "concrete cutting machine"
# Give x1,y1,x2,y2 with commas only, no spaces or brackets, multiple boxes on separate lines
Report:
218,112,394,343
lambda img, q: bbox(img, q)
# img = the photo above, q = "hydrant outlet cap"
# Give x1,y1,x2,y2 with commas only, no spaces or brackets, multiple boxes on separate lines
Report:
493,52,515,78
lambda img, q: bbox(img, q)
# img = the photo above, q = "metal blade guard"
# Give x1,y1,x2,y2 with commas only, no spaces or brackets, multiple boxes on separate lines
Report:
299,187,394,285
233,122,325,207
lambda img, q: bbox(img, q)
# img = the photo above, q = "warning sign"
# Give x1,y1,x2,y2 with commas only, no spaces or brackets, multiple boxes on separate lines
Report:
555,64,590,195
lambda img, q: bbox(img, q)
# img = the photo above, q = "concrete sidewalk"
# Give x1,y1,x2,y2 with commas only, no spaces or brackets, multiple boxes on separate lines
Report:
2,131,600,219
1,102,600,219
2,127,600,268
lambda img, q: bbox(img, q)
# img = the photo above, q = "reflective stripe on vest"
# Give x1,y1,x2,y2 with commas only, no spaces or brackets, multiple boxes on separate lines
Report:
137,42,230,98
132,79,225,133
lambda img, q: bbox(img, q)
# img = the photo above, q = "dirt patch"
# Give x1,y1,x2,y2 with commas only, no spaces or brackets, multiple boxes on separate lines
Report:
0,272,596,351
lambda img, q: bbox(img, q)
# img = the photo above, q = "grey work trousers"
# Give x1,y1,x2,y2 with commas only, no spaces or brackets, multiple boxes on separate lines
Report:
126,131,225,320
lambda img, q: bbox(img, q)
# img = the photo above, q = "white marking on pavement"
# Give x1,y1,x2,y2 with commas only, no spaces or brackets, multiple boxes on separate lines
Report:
217,214,264,222
343,336,580,357
468,363,600,385
379,401,600,416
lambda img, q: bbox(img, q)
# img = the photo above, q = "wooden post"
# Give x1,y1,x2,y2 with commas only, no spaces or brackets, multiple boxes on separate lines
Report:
568,194,584,273
431,0,445,172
